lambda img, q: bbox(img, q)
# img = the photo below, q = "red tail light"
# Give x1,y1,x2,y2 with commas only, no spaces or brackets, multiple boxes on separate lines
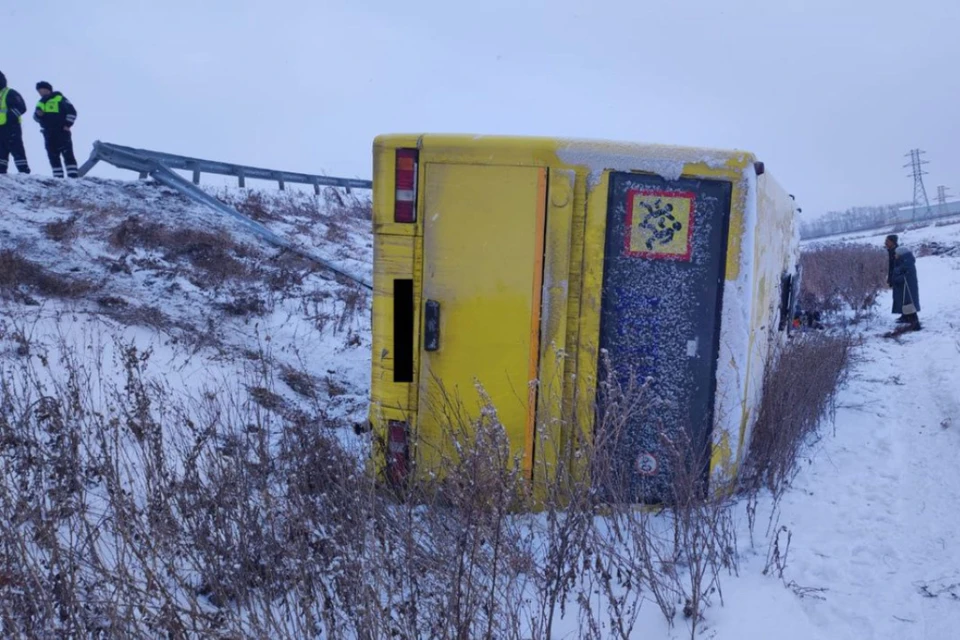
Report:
395,149,418,223
387,420,410,486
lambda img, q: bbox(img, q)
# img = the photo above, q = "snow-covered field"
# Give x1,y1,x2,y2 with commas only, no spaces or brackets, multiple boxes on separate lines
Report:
801,215,960,249
1,175,958,639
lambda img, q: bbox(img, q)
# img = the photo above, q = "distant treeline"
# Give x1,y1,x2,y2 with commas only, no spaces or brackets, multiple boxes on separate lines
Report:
801,201,919,240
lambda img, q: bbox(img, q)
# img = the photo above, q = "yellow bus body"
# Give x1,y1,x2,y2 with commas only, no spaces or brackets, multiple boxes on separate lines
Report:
368,134,799,501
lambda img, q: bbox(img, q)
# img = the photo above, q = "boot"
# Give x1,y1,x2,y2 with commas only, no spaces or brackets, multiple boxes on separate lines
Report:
907,314,922,331
896,315,910,324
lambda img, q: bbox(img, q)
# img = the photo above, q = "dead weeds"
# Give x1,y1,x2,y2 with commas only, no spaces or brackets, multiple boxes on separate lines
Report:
0,250,100,300
108,216,256,286
42,215,81,243
280,367,318,400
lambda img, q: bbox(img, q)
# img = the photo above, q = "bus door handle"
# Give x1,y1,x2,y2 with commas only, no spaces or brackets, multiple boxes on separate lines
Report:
424,300,440,352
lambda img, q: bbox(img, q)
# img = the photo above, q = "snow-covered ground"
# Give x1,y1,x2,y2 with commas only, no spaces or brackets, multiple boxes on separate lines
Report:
761,256,960,639
2,176,958,639
0,175,373,448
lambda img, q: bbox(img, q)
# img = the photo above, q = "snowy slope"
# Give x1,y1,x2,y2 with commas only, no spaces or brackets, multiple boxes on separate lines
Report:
0,175,373,447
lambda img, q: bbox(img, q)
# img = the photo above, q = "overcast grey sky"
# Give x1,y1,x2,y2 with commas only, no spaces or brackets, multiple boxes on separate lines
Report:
4,0,958,218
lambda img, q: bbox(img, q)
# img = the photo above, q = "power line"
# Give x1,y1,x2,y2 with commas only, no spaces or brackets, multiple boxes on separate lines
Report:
935,185,953,216
903,149,932,221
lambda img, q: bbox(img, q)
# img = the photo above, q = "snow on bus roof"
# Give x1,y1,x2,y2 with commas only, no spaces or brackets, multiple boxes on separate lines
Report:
402,133,756,184
554,137,754,184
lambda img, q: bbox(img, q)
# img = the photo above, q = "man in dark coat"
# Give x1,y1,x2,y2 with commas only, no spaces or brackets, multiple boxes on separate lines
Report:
34,81,78,178
885,235,921,330
0,70,32,175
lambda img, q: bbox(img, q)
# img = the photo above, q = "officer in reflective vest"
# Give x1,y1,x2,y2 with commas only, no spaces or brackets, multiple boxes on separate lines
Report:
35,81,78,178
0,70,32,175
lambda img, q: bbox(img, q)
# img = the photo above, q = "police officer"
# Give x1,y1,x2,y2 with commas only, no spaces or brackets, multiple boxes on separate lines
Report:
0,71,32,175
34,81,78,178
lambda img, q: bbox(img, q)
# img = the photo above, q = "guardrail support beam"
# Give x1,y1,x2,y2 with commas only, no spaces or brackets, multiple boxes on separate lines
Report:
75,140,373,290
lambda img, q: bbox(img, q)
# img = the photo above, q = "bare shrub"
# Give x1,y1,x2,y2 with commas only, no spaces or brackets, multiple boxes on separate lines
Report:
741,332,854,501
586,363,738,640
799,243,887,317
380,387,532,639
101,302,170,329
0,334,375,637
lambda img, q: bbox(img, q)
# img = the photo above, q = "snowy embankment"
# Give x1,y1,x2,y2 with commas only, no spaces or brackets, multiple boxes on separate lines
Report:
1,175,959,639
0,175,373,448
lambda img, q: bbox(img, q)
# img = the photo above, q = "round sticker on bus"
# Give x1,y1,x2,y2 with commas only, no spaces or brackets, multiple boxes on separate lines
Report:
636,452,659,476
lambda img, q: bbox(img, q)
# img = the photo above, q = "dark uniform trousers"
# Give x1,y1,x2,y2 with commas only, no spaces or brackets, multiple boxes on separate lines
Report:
0,130,31,174
44,129,78,178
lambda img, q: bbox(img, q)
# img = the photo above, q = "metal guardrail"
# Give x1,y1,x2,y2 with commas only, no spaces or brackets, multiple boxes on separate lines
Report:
78,141,373,290
79,141,372,193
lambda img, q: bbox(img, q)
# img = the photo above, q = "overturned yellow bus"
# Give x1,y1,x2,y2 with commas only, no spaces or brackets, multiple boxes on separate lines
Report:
367,134,800,503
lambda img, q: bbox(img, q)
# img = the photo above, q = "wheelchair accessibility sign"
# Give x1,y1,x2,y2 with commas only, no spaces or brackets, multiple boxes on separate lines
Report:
624,189,696,261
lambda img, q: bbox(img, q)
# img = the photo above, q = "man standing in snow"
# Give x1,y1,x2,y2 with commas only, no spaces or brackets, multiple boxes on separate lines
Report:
0,71,32,175
34,81,78,178
884,235,921,331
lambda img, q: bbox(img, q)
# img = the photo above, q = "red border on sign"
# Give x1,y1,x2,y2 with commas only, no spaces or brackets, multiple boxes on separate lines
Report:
636,451,659,476
624,189,696,261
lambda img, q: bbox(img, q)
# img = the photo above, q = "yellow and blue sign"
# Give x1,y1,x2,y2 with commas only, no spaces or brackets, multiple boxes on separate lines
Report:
625,189,696,261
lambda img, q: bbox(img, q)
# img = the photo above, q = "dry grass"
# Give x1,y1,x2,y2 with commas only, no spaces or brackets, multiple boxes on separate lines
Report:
0,333,749,639
279,367,318,400
218,187,371,225
99,303,173,332
42,215,81,243
230,190,283,223
324,219,351,244
108,216,254,286
0,249,100,300
322,187,372,221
